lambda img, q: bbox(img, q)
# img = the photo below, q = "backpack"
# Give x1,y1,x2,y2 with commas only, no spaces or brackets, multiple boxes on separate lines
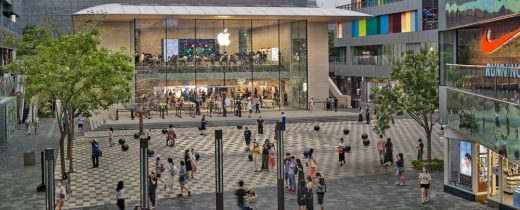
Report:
160,164,165,173
195,152,200,161
170,166,177,176
318,178,326,192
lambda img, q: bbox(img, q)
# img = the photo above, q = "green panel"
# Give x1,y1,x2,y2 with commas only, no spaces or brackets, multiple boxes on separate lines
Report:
366,18,378,35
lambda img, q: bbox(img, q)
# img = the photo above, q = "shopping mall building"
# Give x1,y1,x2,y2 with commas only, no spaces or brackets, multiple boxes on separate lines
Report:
440,0,520,209
71,4,368,111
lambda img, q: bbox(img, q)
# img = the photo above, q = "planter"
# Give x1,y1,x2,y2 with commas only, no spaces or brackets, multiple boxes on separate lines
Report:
118,139,126,145
343,129,350,135
363,139,370,146
361,133,368,140
237,125,243,130
345,145,351,153
161,129,168,134
121,144,129,151
148,150,155,157
133,133,140,139
314,125,320,131
303,150,309,159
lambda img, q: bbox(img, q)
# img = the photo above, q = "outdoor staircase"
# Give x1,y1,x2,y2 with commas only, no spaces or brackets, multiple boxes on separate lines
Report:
328,77,351,108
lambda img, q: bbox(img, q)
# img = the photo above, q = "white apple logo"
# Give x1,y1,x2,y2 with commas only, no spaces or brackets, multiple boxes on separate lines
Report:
217,29,231,46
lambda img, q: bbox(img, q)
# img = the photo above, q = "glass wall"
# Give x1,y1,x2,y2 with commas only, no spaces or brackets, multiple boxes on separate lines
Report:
133,19,308,111
353,45,380,65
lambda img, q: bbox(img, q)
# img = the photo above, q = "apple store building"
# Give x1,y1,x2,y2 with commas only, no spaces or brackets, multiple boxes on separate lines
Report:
73,4,368,110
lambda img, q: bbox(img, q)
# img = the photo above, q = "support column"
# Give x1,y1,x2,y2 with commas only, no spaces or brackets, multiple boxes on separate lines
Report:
215,130,224,210
140,136,149,210
276,121,285,209
44,148,55,210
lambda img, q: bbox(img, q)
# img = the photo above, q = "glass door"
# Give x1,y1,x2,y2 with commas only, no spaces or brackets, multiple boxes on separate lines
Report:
488,151,500,201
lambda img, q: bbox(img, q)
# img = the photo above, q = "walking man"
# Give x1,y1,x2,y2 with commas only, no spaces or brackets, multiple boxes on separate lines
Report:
281,112,286,131
244,127,252,150
377,135,385,165
333,97,338,112
257,116,264,135
365,106,370,124
417,139,424,161
255,97,261,113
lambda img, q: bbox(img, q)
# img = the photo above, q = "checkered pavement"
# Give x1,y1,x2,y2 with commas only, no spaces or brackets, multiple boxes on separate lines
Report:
56,119,443,209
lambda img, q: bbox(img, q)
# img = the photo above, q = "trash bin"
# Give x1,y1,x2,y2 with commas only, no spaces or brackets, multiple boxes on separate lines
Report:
24,151,35,166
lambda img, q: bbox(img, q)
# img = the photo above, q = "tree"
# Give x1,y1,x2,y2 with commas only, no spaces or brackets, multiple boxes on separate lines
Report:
373,48,439,161
328,30,337,60
6,26,134,177
372,82,402,136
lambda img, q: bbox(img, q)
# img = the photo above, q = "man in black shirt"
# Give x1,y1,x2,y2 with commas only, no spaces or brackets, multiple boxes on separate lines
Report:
417,139,424,161
257,116,264,134
235,180,248,210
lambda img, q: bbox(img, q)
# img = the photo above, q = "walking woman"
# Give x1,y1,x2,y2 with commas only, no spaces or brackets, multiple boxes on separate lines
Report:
252,141,261,172
55,180,67,210
190,149,198,179
384,138,393,166
338,138,346,166
116,181,127,210
296,158,305,186
315,173,326,210
261,139,271,172
166,158,176,192
107,127,114,147
153,155,166,189
177,160,192,197
306,149,317,177
305,175,315,210
358,107,363,124
269,143,276,170
184,150,193,180
297,180,308,210
148,172,158,209
167,124,176,147
395,153,405,186
418,167,432,204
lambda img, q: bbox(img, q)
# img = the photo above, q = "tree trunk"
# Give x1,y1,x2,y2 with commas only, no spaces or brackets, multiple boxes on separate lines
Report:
59,133,66,178
426,130,432,162
139,108,144,135
67,112,75,173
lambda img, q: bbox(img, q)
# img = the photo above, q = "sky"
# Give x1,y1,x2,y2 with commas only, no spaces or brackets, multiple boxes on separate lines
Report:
316,0,350,7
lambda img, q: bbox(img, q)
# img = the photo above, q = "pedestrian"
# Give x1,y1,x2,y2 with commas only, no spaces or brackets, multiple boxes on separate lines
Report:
148,172,158,209
333,97,338,112
244,127,252,150
384,138,393,167
107,127,114,147
200,115,207,135
288,156,297,192
257,116,264,135
377,135,385,165
284,153,291,188
261,139,271,172
358,107,363,124
116,181,127,210
78,113,84,133
195,99,201,115
185,150,193,180
167,124,176,147
247,99,253,118
235,180,248,210
306,149,317,177
418,167,432,204
153,155,167,189
25,119,31,135
417,139,424,161
338,138,346,166
237,100,242,117
91,140,101,168
209,99,214,117
190,149,198,179
177,160,191,197
246,188,258,210
315,173,326,210
281,112,286,131
252,141,261,172
33,117,39,135
55,180,67,210
395,153,405,186
309,97,315,112
305,175,315,210
365,106,370,124
166,158,176,192
296,158,305,184
269,143,276,170
297,180,308,210
255,98,261,113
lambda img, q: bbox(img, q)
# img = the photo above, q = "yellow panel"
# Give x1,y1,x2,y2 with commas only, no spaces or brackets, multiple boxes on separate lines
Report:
359,19,366,36
337,23,343,38
405,11,411,32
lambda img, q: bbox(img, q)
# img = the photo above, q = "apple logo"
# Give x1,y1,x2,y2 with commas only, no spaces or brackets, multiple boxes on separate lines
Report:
217,29,231,46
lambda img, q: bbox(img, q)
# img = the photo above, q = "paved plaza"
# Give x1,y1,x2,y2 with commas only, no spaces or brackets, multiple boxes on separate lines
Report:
0,113,494,210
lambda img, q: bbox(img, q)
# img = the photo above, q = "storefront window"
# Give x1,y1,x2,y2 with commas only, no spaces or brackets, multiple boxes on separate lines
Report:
502,158,520,207
353,45,380,65
449,139,473,191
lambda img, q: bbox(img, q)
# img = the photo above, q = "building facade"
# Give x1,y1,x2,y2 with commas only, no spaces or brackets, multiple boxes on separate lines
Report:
72,4,368,111
19,0,317,32
439,0,520,209
333,0,439,107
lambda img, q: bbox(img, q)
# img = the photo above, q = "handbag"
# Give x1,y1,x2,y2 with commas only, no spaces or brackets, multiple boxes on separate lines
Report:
336,147,343,153
59,193,65,199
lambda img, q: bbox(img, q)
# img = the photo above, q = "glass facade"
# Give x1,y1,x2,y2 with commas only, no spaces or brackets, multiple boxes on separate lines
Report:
131,19,308,111
445,0,520,29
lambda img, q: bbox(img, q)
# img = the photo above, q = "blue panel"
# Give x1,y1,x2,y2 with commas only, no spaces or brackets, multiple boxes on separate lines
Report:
380,15,389,34
415,10,419,32
352,20,359,37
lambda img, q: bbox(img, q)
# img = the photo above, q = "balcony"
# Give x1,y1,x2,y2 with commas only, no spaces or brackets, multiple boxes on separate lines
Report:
445,64,520,104
336,0,404,10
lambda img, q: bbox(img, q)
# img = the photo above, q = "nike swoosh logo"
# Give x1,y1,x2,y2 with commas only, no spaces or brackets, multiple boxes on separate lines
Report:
481,28,520,54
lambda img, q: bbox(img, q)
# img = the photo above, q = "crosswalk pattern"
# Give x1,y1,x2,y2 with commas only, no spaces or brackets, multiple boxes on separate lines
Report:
57,119,443,209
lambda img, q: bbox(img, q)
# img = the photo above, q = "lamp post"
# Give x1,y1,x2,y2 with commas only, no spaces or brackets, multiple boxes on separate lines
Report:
140,135,149,210
276,121,285,209
215,129,224,210
44,148,55,210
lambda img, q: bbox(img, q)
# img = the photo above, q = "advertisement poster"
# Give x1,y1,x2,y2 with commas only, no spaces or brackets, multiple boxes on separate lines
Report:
460,141,472,176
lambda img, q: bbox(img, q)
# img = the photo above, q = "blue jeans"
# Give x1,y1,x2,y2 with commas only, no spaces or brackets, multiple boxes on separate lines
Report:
288,174,296,189
238,203,249,210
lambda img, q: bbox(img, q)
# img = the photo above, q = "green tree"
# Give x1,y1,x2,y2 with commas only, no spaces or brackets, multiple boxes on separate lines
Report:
372,82,402,136
328,30,337,59
373,48,439,161
6,26,134,176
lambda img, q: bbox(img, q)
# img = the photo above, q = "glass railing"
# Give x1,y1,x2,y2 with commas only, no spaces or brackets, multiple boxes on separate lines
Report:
445,64,520,104
336,0,404,10
447,88,520,162
136,63,288,74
